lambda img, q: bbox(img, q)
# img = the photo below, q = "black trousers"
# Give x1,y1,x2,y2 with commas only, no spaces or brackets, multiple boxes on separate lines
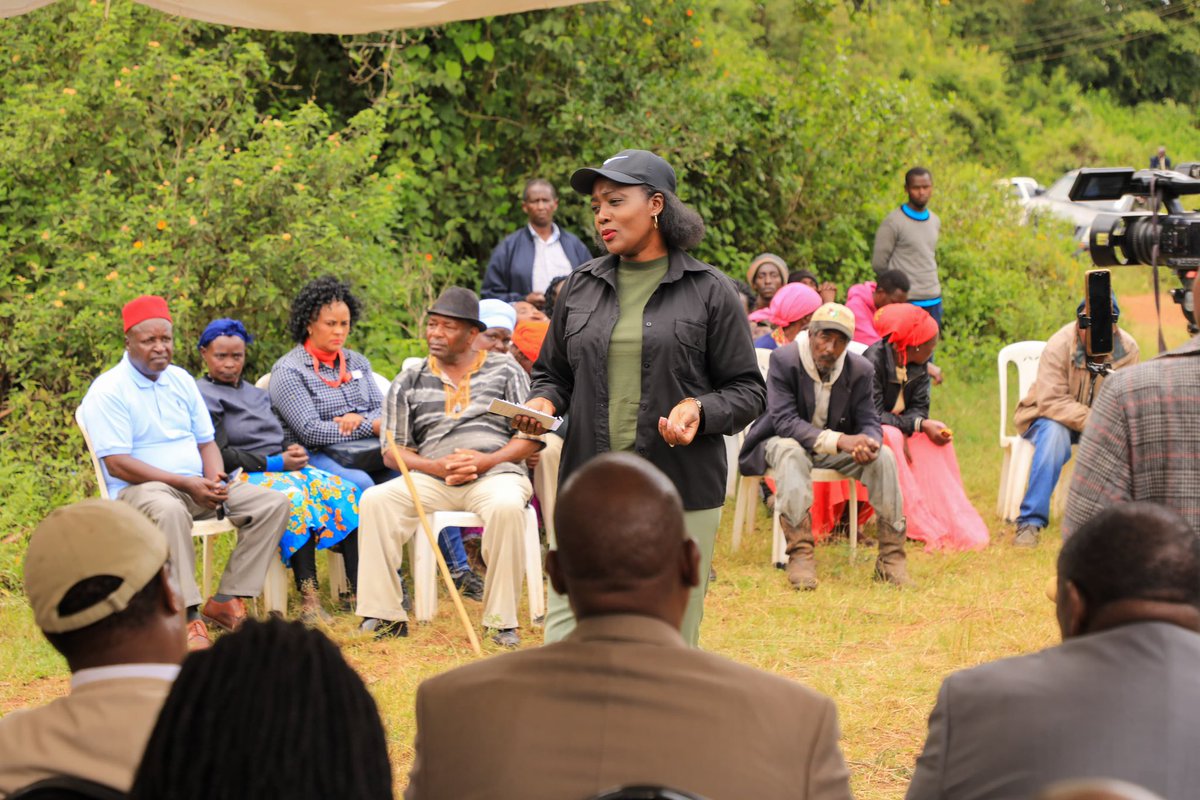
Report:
291,530,359,595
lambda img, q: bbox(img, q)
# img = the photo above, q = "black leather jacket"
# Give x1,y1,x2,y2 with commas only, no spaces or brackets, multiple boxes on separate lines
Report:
530,250,765,510
864,339,930,435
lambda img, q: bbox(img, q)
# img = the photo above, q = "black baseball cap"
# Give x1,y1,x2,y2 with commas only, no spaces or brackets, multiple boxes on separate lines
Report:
570,149,677,196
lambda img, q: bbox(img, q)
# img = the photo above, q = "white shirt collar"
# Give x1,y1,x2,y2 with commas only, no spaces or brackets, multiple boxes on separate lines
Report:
528,222,561,245
71,663,181,690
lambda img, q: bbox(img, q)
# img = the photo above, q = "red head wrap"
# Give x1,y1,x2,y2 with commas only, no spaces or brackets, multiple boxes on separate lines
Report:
122,295,172,332
874,304,938,364
512,320,550,363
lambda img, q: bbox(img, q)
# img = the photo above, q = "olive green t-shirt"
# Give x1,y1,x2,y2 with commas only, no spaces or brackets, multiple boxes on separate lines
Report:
608,256,670,452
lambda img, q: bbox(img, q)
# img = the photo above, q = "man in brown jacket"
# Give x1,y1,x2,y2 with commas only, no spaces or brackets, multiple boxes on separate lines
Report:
1010,297,1138,546
404,453,852,800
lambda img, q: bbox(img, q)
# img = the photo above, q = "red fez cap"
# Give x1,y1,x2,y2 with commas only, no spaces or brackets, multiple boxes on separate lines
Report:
122,295,172,332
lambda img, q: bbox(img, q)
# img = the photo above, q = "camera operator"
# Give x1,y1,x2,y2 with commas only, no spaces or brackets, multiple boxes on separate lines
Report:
1011,295,1139,547
1065,272,1200,538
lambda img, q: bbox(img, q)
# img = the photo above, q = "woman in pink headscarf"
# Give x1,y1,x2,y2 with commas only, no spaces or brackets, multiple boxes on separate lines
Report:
749,282,823,350
864,304,988,551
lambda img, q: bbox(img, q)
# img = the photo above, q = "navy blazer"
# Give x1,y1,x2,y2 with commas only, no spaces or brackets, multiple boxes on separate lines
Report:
480,226,593,302
738,342,881,476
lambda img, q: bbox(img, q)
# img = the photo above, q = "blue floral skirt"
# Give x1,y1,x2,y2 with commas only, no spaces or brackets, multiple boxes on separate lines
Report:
236,467,360,565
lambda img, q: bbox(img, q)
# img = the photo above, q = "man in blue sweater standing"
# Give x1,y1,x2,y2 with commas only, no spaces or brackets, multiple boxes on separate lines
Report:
872,167,942,329
481,178,592,307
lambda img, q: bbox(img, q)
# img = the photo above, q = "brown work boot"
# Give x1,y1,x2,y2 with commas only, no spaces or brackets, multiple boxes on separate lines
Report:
874,520,912,587
781,513,818,591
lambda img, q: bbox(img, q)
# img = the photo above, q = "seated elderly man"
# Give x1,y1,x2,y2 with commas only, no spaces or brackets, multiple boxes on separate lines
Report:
740,303,907,590
404,454,852,800
357,288,541,646
0,500,187,796
78,296,288,649
1011,296,1138,546
907,502,1200,800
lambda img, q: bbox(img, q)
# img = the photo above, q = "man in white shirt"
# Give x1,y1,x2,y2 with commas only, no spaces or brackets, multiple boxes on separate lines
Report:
0,499,188,797
480,179,592,307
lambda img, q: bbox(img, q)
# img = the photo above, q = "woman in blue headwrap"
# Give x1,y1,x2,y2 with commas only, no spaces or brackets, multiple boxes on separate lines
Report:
195,319,360,622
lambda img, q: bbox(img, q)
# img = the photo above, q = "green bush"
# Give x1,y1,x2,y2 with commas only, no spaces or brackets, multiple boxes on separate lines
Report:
0,0,1192,561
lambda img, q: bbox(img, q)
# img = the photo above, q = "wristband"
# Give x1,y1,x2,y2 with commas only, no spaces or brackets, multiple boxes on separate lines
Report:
266,454,284,472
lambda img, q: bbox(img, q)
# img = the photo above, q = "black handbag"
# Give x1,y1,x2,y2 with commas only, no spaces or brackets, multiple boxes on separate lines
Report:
322,437,385,473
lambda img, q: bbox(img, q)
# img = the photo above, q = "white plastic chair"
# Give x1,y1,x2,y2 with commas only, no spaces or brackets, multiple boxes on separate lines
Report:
75,406,288,613
996,341,1058,522
731,470,858,564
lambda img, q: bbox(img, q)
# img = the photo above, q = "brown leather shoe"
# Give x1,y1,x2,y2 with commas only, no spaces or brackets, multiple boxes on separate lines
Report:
186,619,212,651
201,596,248,632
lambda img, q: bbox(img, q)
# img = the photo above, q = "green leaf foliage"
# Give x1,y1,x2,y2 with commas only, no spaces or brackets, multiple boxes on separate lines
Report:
0,0,1196,549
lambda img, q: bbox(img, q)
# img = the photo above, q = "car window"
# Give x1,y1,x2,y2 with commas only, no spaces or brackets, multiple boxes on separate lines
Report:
1045,171,1078,201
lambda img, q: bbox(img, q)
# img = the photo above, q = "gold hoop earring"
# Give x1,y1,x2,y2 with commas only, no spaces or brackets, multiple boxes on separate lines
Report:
653,214,659,229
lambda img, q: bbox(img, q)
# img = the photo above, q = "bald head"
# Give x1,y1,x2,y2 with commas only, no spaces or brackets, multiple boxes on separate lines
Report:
1057,501,1200,638
549,454,698,626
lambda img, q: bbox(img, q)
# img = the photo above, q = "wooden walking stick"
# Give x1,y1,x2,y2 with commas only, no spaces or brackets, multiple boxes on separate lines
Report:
385,430,482,656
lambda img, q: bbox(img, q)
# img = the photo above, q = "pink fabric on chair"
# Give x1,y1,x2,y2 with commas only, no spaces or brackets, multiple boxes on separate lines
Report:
881,425,989,551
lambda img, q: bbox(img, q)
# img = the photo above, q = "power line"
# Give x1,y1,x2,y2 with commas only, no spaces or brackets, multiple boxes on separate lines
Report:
1008,0,1195,56
1012,10,1197,65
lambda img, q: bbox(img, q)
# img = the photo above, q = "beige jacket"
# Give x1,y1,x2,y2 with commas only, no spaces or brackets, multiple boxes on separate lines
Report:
0,674,173,797
405,614,852,800
1014,322,1139,435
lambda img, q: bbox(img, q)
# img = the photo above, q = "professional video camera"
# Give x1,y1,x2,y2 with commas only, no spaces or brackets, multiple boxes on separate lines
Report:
1070,166,1200,332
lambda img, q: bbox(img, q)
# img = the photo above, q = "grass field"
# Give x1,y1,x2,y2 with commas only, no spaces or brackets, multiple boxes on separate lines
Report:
0,280,1189,798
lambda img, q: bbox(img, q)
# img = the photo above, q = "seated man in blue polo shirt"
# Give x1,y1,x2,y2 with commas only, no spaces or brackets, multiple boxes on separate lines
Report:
78,295,289,650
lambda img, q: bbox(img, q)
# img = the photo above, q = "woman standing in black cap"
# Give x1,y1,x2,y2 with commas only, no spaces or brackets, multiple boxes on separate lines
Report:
515,149,766,646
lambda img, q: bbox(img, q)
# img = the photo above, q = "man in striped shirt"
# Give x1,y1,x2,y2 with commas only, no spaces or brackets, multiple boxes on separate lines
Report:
356,288,542,647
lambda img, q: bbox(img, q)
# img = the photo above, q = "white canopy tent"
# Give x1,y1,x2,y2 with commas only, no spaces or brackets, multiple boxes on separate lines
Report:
0,0,595,33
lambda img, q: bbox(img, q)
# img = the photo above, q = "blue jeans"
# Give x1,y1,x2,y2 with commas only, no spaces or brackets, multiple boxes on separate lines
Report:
307,452,470,573
1017,418,1078,528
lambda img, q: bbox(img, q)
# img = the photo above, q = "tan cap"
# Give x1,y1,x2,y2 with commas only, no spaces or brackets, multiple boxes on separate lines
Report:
25,499,168,634
808,302,856,340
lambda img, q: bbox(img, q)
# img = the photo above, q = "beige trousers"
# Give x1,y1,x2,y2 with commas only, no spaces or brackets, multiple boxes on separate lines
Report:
119,480,289,607
533,433,563,544
765,436,905,530
356,471,533,629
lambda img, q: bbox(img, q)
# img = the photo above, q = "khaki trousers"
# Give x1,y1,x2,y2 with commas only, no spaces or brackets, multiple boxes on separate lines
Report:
542,506,722,648
533,433,563,545
119,480,289,607
356,471,533,629
764,436,905,531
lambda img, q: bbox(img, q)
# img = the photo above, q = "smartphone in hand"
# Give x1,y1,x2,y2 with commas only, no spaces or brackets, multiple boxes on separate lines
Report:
215,468,244,520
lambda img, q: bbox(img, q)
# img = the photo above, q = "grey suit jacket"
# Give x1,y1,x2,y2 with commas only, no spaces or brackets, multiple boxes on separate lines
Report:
405,614,852,800
907,622,1200,800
